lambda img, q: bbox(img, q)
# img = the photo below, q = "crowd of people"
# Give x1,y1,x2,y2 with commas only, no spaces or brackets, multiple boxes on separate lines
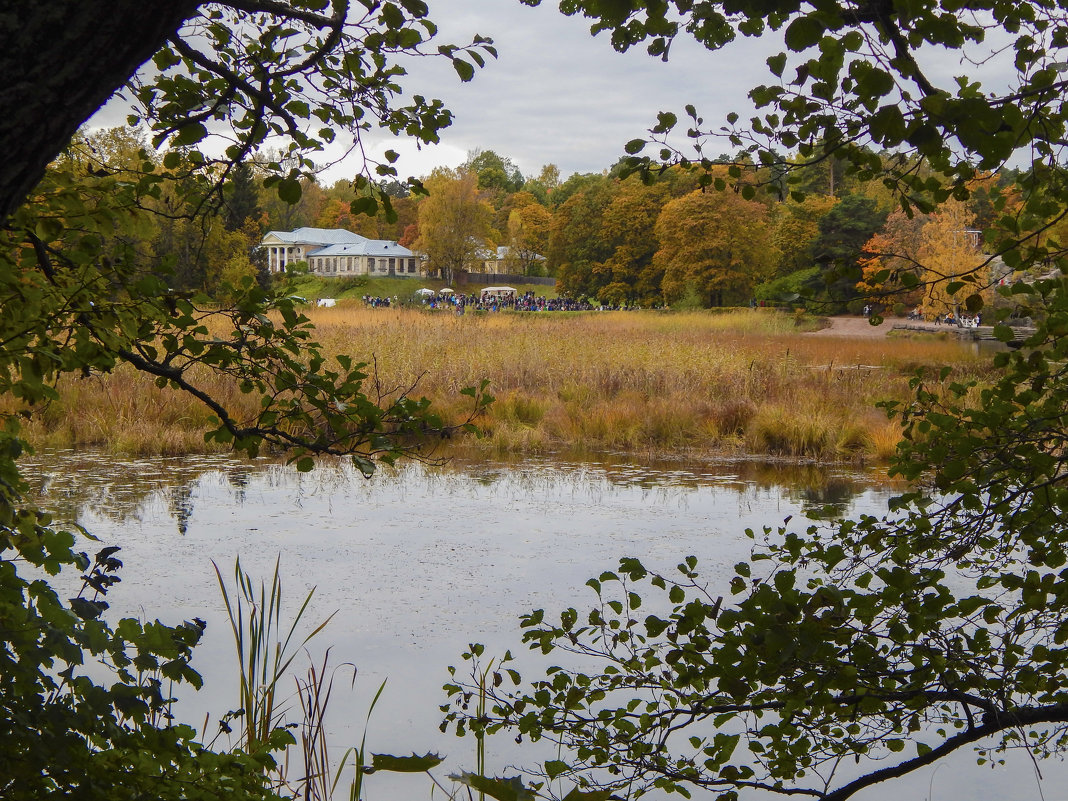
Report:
937,313,982,327
360,290,642,313
362,295,395,307
905,307,983,327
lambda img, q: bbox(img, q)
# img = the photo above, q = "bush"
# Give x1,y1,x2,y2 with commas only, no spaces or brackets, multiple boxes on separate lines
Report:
753,267,820,305
333,275,369,293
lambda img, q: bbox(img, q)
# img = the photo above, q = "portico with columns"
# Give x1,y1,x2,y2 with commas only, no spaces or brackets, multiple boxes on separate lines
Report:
261,227,419,276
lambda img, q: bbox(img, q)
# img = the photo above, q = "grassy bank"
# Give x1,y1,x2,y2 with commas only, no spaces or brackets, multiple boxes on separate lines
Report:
9,306,992,463
285,274,557,303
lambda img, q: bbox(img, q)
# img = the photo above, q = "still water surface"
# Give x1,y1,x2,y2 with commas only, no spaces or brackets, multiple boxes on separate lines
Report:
21,450,1065,801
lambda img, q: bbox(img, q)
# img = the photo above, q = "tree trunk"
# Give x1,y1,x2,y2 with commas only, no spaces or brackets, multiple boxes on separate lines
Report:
0,1,199,224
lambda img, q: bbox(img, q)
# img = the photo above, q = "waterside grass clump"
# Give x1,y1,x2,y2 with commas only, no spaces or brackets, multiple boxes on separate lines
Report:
8,306,993,463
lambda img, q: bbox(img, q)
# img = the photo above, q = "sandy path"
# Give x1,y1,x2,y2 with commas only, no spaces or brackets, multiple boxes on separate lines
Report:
805,316,898,338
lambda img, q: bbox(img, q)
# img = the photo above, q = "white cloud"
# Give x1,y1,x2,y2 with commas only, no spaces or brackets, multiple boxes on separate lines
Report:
87,0,781,184
334,0,776,183
88,1,1036,186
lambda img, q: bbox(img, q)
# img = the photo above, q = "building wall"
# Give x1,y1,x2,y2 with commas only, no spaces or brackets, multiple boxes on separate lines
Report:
306,255,420,277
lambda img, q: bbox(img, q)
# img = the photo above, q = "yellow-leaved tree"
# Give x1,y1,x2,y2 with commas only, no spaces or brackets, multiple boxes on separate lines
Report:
414,168,495,286
917,199,988,319
655,188,778,307
506,193,553,276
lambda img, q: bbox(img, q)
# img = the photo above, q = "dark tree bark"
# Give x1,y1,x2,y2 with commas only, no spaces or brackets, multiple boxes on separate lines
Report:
0,1,199,224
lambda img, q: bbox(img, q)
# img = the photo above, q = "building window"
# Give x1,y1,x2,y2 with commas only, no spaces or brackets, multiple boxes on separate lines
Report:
368,257,375,272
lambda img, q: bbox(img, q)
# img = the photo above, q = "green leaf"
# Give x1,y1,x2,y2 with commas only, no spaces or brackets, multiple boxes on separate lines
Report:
654,111,678,132
449,774,535,801
545,759,569,779
453,59,475,82
171,122,208,147
993,323,1016,342
371,752,444,772
277,177,303,204
784,16,823,51
34,218,63,242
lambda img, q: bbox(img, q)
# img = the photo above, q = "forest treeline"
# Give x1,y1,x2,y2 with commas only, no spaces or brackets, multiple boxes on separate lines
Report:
77,125,1039,314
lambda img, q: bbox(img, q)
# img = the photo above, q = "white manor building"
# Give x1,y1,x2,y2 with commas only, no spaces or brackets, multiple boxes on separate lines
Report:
261,227,419,277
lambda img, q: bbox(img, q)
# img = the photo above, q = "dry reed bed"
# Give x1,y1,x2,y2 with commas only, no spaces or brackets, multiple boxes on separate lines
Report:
10,307,990,462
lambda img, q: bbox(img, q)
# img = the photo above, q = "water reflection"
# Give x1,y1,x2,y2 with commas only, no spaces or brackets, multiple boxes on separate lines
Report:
15,449,1060,801
20,449,901,534
23,451,265,527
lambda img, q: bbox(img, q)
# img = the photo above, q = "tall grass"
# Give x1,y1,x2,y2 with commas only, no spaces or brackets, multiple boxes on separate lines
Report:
214,557,334,755
215,561,456,801
7,307,993,463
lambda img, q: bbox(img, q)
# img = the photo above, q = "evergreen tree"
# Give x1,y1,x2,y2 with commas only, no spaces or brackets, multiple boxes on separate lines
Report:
224,161,261,231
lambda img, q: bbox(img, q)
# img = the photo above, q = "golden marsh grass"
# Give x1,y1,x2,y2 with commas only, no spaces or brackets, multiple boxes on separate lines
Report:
9,306,992,463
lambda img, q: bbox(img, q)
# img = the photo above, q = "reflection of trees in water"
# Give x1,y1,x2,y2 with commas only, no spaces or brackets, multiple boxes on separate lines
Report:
20,450,899,533
795,478,867,520
169,484,194,535
426,454,900,519
226,468,251,504
448,453,897,494
20,452,273,532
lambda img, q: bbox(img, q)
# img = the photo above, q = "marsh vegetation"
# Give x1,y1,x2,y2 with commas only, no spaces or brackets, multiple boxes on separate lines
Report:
10,307,990,463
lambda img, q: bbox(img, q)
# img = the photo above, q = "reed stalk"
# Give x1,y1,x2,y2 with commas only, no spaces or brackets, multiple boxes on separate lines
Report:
289,654,387,801
345,678,388,801
474,657,494,801
292,652,352,801
214,556,335,755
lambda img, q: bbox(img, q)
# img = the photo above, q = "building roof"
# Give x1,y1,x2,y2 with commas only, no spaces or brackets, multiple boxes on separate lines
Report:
312,240,414,258
263,227,370,246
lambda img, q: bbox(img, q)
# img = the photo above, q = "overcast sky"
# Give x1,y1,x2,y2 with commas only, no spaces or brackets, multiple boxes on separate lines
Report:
90,1,1010,186
350,0,1019,184
339,0,777,184
86,0,772,184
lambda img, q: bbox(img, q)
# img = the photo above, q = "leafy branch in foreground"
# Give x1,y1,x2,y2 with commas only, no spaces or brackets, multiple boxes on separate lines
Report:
2,1,497,224
0,130,493,801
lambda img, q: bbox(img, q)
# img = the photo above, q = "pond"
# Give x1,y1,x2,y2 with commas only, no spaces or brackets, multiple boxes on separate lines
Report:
20,450,1066,801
